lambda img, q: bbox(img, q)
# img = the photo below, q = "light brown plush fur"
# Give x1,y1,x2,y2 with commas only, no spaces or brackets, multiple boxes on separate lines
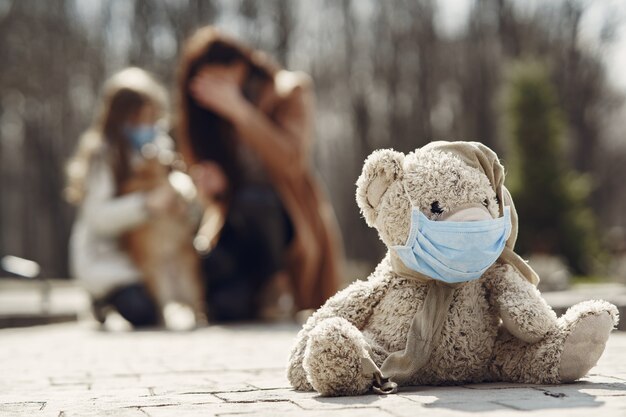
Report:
288,144,618,396
121,157,205,327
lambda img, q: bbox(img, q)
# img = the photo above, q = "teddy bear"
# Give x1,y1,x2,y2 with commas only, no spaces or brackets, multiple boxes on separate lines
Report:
287,141,618,397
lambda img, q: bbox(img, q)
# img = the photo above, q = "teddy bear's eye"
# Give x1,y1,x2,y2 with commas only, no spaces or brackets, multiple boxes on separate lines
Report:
430,201,444,214
483,199,489,208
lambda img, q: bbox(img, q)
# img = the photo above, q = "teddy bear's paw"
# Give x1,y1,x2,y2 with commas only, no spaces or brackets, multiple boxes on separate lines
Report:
302,317,373,396
559,311,614,382
287,362,314,391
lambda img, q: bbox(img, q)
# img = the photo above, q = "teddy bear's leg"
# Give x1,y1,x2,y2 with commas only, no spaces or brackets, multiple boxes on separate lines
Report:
490,300,618,384
302,317,381,396
556,300,618,382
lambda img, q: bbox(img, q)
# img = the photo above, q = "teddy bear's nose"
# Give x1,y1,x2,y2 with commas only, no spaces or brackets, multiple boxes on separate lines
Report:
440,204,493,222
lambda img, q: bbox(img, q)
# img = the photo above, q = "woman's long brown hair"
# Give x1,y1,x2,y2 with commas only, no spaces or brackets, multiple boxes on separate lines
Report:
65,68,167,204
176,27,278,197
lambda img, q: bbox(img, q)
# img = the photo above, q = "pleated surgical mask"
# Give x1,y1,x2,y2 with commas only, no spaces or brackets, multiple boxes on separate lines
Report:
391,182,512,284
124,124,158,152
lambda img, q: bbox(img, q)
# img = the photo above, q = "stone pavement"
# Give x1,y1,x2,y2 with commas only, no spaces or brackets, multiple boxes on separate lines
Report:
0,322,625,417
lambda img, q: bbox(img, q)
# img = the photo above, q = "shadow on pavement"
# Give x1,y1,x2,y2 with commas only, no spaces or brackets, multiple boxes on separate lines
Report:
411,381,626,412
308,381,626,412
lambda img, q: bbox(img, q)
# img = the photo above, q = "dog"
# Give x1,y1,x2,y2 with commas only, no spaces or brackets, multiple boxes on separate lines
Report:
120,144,205,329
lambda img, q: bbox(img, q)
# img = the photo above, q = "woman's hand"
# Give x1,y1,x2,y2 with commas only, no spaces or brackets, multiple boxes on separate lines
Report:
189,67,251,124
189,161,228,204
145,184,180,215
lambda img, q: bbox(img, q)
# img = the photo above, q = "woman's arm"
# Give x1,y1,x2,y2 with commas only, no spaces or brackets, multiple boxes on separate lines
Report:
232,74,313,180
190,69,314,181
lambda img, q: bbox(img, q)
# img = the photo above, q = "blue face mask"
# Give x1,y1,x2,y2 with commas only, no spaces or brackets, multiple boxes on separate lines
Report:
124,124,158,152
391,184,512,284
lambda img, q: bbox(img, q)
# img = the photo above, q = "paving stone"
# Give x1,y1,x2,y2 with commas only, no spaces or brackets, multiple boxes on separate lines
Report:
287,395,378,410
214,387,308,403
234,369,292,390
219,407,397,417
93,391,222,408
0,402,46,414
534,381,626,398
462,381,535,390
60,407,148,417
294,392,421,411
142,400,301,417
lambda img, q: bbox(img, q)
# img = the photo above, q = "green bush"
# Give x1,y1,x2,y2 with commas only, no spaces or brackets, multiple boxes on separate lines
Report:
504,62,601,275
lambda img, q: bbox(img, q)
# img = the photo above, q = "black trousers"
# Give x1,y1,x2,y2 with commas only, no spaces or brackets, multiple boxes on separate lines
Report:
93,284,158,327
201,185,292,322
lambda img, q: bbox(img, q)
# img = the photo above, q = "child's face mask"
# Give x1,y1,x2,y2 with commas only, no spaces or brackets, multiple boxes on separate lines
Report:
124,124,158,152
391,182,512,284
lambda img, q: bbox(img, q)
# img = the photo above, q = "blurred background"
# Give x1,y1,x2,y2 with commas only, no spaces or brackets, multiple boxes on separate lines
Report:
2,0,626,290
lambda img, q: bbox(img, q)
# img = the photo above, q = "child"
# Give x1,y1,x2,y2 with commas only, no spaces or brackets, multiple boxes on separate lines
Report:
65,68,180,327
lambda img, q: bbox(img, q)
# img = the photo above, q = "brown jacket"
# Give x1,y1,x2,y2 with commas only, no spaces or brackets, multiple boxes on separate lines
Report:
201,70,343,310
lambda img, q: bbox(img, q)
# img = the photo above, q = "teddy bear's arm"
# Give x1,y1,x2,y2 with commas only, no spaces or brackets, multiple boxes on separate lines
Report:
484,263,558,344
287,258,393,390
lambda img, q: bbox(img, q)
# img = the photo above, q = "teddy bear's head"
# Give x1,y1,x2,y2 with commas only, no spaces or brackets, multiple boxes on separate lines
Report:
356,142,503,248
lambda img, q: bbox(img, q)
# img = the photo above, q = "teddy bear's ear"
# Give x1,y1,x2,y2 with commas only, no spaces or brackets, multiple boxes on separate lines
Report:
356,149,405,227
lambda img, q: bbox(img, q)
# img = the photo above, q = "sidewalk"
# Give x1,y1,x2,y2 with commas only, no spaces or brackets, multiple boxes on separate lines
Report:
0,322,625,417
2,279,626,329
0,278,89,328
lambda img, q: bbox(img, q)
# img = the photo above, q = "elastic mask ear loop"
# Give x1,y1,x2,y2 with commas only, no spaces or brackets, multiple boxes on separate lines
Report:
496,185,505,218
401,180,417,209
375,180,416,231
496,185,513,224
